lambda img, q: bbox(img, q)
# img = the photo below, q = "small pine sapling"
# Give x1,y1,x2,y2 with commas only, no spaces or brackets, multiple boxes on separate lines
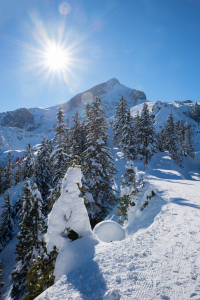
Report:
116,161,139,224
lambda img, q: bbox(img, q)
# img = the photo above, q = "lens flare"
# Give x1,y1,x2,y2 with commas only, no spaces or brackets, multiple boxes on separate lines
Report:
81,92,94,104
59,2,71,15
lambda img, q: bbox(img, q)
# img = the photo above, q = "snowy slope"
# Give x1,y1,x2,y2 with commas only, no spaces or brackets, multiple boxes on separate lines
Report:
128,101,200,152
0,81,200,299
34,150,200,300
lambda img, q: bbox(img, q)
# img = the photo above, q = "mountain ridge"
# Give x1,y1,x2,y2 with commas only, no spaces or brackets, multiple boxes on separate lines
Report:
0,78,146,133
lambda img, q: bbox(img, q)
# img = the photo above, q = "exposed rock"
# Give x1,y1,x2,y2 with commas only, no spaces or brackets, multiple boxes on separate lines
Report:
0,108,34,129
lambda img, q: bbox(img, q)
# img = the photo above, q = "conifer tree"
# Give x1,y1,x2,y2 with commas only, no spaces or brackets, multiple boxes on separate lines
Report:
112,95,128,146
190,102,200,123
48,106,68,207
83,100,92,129
35,138,52,215
48,147,68,207
82,96,117,227
4,151,13,190
157,128,165,152
79,121,87,153
22,143,35,180
177,119,185,156
0,164,5,195
120,109,137,160
116,161,138,224
64,117,71,153
183,123,195,158
54,104,67,148
69,110,84,161
14,159,22,186
164,112,182,166
0,261,5,300
0,192,14,249
137,103,157,163
11,180,44,300
46,139,54,155
24,245,57,300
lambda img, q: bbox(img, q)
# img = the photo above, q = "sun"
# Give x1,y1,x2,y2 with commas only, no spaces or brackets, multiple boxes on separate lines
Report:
44,43,68,71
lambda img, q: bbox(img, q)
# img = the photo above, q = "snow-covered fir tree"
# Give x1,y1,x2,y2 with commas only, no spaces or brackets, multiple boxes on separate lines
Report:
120,109,138,160
46,139,54,155
137,103,157,163
22,143,35,180
0,164,5,195
82,96,117,227
157,128,165,152
35,138,52,216
190,102,200,123
24,245,57,300
164,112,182,166
0,191,14,249
177,119,186,157
54,104,67,148
48,147,68,207
183,123,195,158
4,151,14,190
48,106,68,207
70,110,86,161
14,159,22,186
112,95,128,146
116,161,138,224
64,117,71,153
0,261,5,299
11,180,44,300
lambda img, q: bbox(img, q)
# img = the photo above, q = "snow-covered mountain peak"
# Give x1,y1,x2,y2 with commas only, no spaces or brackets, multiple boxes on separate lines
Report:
100,77,120,90
0,79,148,152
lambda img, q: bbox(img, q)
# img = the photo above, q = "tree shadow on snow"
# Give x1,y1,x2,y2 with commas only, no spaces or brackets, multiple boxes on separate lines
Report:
149,168,183,180
65,256,107,299
171,198,200,210
56,234,107,300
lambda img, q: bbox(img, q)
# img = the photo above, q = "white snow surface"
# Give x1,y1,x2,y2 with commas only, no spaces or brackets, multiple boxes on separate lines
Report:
93,220,125,243
36,150,200,300
1,97,200,299
45,166,92,282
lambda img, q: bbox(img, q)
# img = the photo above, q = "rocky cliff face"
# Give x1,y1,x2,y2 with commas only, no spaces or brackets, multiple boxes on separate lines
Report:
0,108,34,130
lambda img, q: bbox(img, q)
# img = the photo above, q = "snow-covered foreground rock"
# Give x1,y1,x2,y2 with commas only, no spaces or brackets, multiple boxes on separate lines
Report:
93,221,125,243
35,151,200,300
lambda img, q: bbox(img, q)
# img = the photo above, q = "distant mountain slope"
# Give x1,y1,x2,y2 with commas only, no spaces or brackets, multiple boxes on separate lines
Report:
0,78,146,135
0,78,147,152
0,78,199,153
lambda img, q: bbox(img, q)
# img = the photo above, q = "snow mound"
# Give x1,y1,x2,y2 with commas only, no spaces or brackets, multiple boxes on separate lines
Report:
103,288,121,300
93,220,125,243
45,167,93,281
45,167,91,253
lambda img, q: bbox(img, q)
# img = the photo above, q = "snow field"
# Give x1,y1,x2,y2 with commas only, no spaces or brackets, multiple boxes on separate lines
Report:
35,151,200,300
1,96,200,299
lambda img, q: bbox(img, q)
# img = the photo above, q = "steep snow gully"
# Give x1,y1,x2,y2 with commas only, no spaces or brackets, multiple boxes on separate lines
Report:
35,151,200,300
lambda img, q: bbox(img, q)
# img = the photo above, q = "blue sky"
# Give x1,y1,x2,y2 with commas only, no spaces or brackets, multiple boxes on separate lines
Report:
0,0,200,112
